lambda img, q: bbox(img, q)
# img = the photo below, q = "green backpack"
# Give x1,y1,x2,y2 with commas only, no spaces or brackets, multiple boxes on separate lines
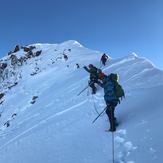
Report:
109,73,125,100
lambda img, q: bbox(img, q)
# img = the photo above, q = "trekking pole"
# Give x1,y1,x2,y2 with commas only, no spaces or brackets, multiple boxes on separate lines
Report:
77,81,93,96
92,107,107,123
77,85,89,96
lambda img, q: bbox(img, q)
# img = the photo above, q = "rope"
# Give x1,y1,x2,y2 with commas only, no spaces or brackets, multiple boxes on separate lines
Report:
110,106,115,163
112,132,115,163
92,95,100,115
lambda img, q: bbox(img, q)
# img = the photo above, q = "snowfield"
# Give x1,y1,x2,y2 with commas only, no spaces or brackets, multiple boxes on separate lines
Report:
0,40,163,163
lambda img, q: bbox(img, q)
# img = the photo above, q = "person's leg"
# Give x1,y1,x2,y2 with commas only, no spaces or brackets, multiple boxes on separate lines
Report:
109,106,116,131
106,105,116,131
102,60,105,66
92,83,96,94
89,81,96,94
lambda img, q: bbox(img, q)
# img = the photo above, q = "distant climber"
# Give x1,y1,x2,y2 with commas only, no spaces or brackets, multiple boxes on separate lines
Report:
100,53,108,66
83,64,98,94
97,73,125,132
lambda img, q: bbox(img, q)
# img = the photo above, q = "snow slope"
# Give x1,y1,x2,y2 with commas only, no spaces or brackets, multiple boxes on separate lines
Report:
0,40,163,163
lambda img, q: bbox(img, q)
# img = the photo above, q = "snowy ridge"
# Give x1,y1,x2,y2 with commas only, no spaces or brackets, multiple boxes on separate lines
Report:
103,54,163,89
0,41,163,163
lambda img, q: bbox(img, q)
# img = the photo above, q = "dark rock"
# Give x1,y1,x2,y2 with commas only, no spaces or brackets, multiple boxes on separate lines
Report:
0,93,4,100
13,45,20,53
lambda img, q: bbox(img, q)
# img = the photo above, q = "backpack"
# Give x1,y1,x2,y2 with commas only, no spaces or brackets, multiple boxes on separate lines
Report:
109,73,125,100
109,73,119,82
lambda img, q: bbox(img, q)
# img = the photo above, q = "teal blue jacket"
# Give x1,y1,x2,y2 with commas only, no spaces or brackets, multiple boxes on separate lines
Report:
97,76,119,104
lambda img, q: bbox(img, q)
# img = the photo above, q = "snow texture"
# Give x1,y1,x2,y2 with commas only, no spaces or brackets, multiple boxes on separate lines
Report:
0,40,163,163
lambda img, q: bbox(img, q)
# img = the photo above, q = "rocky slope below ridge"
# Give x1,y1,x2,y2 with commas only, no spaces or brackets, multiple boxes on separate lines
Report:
0,40,101,106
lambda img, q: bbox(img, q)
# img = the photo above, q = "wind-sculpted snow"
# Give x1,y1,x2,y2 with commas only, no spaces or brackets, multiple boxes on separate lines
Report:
0,40,163,163
103,54,163,89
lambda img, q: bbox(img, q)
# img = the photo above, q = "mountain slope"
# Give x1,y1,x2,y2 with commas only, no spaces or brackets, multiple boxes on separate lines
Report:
0,40,163,163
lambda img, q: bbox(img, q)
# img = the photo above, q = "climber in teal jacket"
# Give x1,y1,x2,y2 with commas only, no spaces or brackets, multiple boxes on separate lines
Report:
97,74,119,132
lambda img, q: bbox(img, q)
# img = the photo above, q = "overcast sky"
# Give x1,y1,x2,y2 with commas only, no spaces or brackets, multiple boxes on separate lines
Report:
0,0,162,69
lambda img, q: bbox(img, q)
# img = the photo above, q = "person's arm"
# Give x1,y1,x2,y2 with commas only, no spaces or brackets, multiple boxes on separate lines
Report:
83,66,91,73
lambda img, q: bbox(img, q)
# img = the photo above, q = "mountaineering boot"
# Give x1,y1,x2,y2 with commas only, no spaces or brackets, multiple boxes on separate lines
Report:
105,127,116,132
109,128,116,132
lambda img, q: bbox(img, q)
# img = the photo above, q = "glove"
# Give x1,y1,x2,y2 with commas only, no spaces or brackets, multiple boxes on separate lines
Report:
83,66,87,69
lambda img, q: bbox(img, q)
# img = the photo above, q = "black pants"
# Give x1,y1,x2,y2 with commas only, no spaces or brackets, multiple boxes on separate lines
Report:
101,59,107,66
106,104,117,131
89,80,97,94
